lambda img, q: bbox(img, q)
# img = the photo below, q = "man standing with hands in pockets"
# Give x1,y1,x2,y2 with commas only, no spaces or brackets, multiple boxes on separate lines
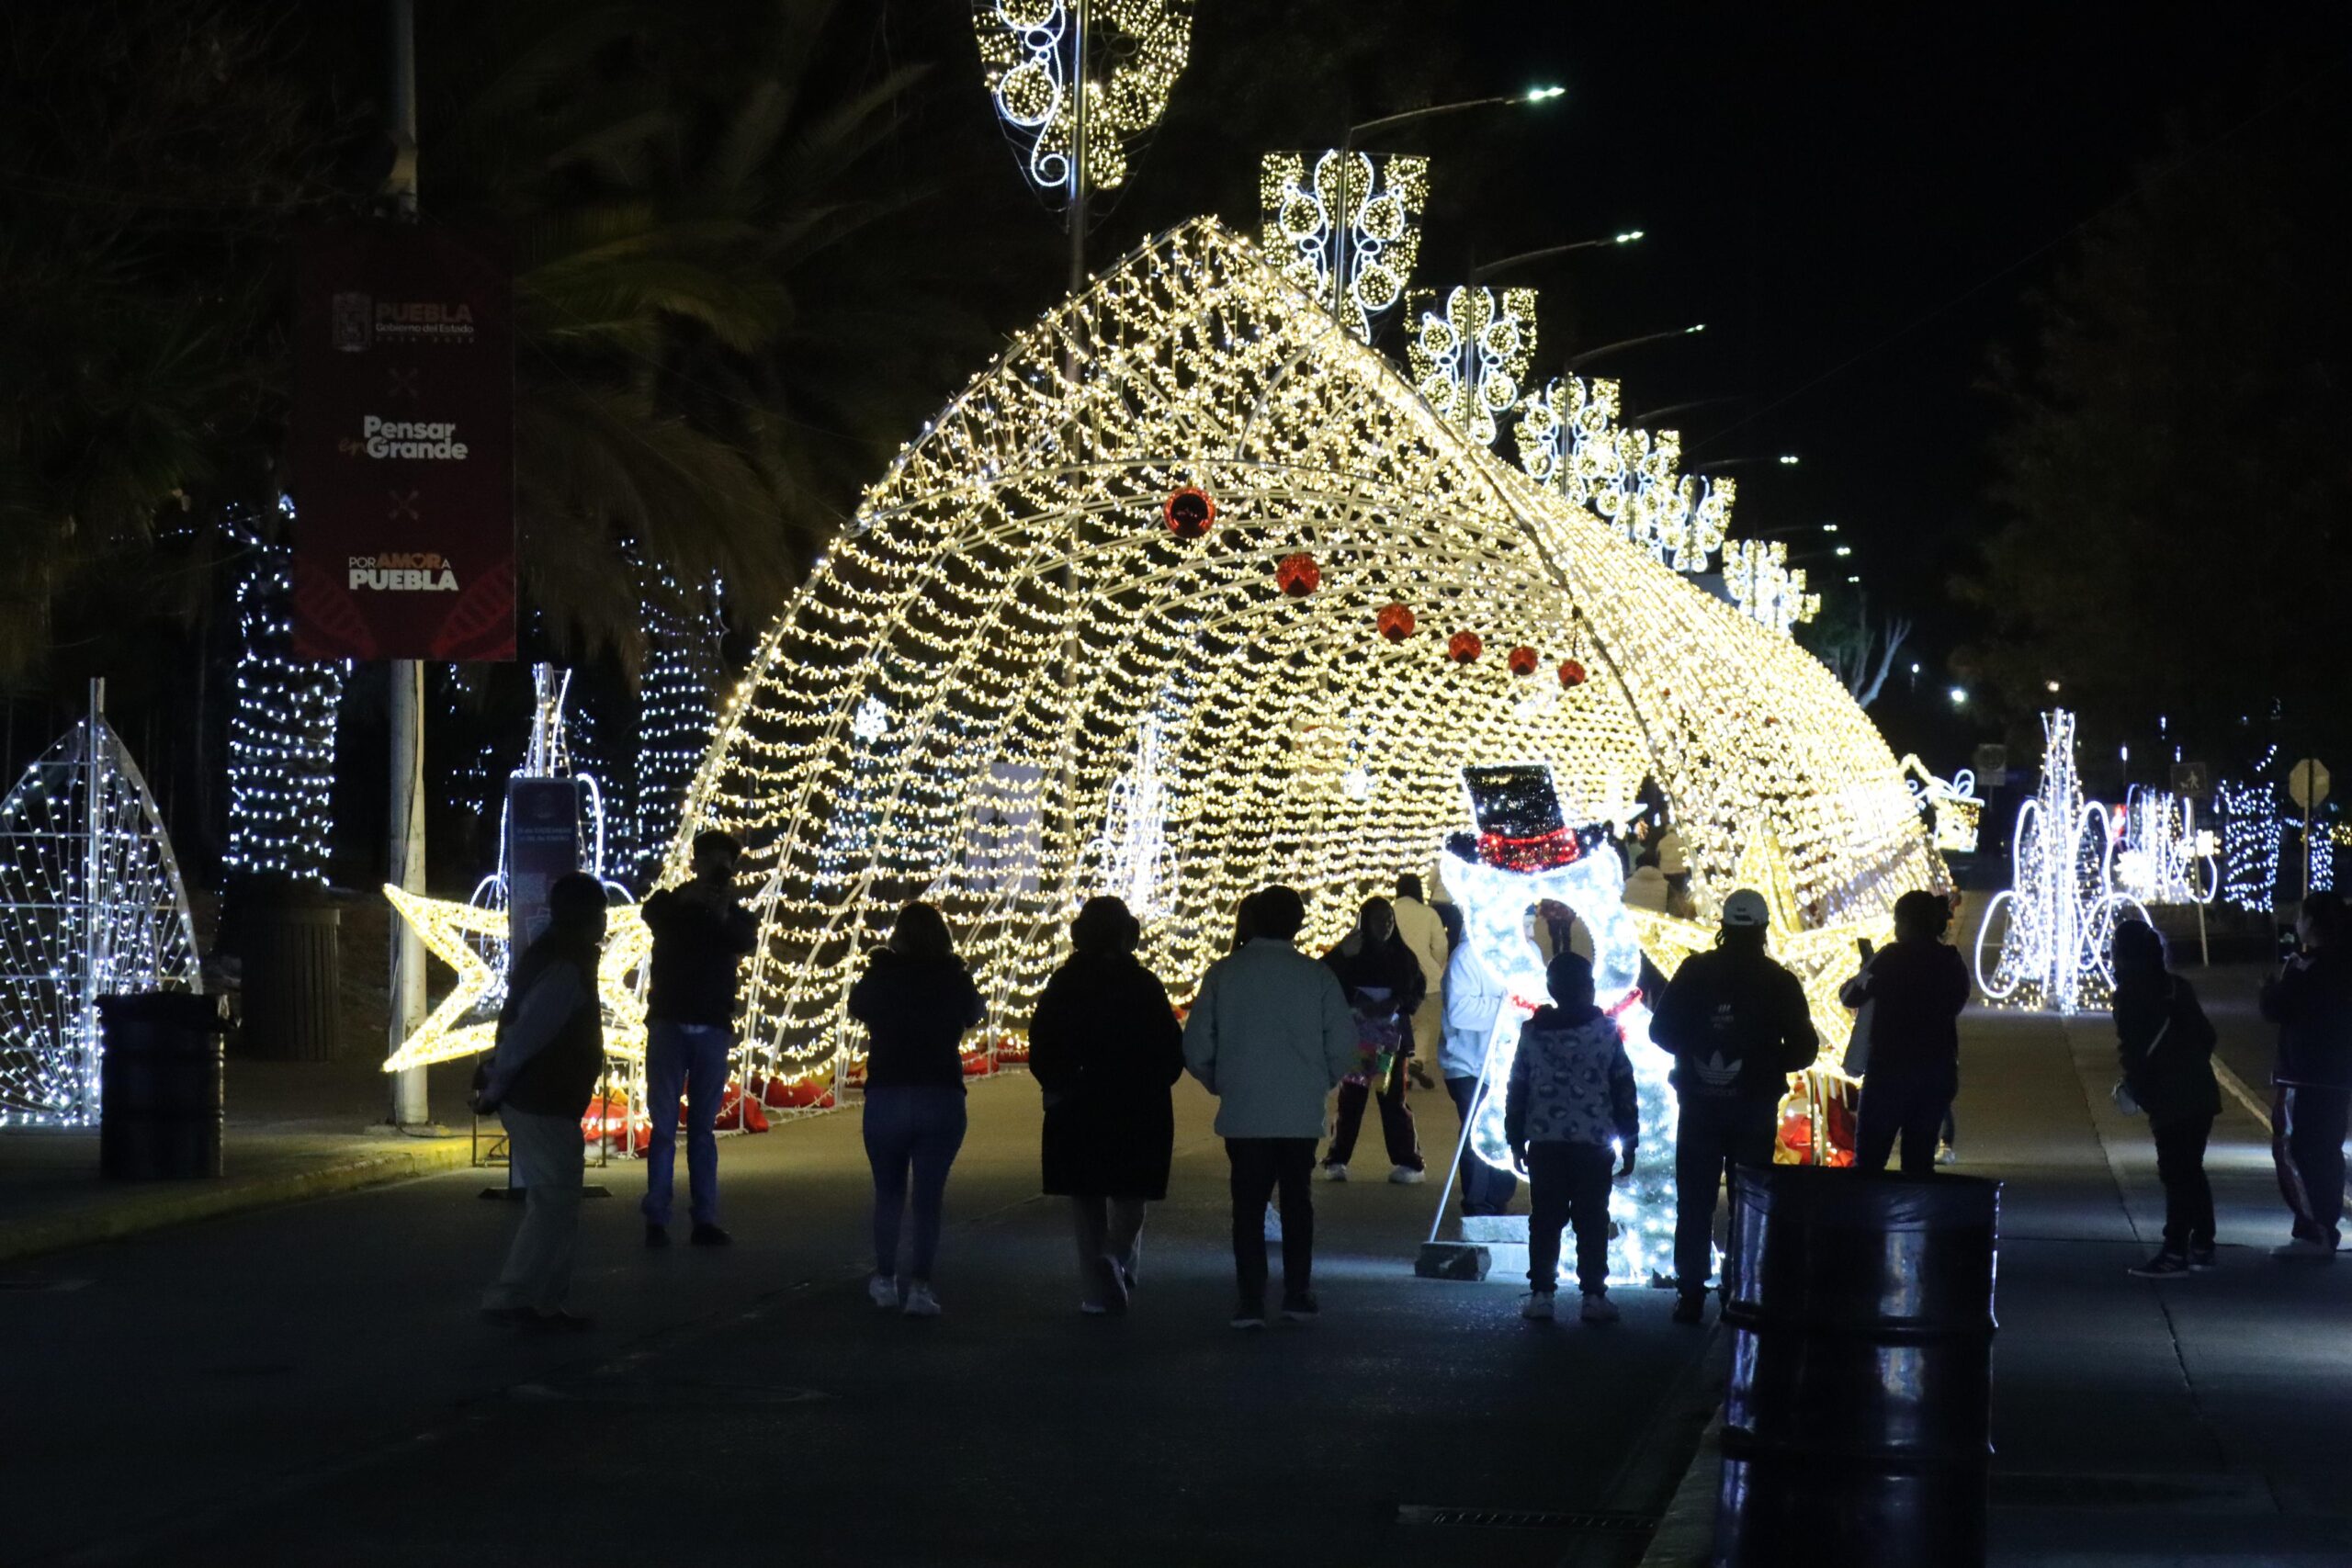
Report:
640,829,760,1247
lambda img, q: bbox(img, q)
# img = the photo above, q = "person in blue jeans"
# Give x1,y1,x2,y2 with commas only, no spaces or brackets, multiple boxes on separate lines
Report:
849,901,985,1317
639,829,760,1247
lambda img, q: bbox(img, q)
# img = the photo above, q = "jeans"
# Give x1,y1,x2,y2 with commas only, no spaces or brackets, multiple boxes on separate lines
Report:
1856,1067,1956,1177
1673,1095,1778,1300
1527,1143,1613,1292
640,1021,732,1228
485,1109,584,1314
864,1085,968,1281
1443,1076,1519,1215
2273,1084,2349,1247
1326,1055,1422,1171
1072,1196,1148,1300
2153,1114,2216,1254
1227,1137,1317,1304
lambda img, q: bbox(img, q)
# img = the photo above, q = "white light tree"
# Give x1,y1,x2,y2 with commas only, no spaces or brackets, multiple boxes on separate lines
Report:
222,512,345,883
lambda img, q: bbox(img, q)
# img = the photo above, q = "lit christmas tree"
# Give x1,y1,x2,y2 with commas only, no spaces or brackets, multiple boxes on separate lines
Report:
633,574,725,883
222,509,345,884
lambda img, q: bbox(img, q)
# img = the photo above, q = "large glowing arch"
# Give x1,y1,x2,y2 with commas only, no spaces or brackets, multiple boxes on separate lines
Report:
675,218,1939,1082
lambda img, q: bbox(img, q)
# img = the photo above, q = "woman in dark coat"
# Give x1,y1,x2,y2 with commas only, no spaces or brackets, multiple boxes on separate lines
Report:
2112,918,2221,1278
1029,896,1184,1315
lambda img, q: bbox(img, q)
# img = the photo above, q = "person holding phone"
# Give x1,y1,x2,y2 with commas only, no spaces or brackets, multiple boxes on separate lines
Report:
1317,897,1428,1184
1845,890,1972,1176
2261,890,2352,1260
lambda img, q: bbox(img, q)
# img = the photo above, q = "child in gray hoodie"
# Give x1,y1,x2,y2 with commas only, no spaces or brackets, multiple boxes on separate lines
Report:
1506,952,1639,1323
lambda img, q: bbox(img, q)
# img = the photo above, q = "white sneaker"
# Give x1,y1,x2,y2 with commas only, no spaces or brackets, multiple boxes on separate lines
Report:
1580,1292,1622,1324
2270,1237,2338,1261
1318,1162,1349,1182
866,1272,899,1310
1521,1291,1556,1321
1388,1166,1427,1185
902,1280,942,1316
1935,1143,1958,1167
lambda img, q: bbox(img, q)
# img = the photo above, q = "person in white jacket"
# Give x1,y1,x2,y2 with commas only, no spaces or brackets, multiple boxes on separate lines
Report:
1392,874,1452,1088
1439,940,1519,1215
1183,885,1358,1329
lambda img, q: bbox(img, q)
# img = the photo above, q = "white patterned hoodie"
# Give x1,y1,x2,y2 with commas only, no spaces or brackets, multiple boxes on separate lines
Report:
1504,1005,1640,1151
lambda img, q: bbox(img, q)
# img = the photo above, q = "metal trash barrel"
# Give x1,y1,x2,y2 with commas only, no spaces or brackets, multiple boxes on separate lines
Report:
1715,1166,2000,1568
98,992,230,1179
239,882,341,1060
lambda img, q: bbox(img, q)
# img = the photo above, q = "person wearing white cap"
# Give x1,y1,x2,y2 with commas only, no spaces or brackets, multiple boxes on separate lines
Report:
1648,887,1818,1325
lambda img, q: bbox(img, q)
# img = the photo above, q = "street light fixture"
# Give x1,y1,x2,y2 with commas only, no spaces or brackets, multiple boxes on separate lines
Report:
1566,322,1704,370
1467,231,1645,285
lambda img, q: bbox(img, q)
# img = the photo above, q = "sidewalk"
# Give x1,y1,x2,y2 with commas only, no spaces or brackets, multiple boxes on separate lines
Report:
0,1052,480,1265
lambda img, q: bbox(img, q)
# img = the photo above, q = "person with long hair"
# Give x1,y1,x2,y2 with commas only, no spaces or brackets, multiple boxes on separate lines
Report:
849,901,985,1317
1030,897,1184,1314
2111,918,2220,1278
475,873,610,1332
1846,889,1973,1176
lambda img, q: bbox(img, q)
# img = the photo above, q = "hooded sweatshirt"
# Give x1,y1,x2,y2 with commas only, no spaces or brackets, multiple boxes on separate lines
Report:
1505,1004,1640,1151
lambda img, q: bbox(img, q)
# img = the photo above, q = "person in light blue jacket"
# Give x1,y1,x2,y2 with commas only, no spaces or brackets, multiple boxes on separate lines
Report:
1183,885,1358,1329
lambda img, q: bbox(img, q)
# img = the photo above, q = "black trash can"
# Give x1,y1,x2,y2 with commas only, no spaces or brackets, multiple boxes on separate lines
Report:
237,880,342,1061
98,992,230,1180
1715,1166,2000,1568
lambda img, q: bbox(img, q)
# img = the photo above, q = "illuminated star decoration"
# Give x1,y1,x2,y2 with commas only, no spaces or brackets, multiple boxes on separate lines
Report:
1721,538,1820,636
380,885,652,1072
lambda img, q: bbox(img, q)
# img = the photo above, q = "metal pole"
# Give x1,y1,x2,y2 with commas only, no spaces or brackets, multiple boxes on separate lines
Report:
385,0,428,1126
1055,0,1089,914
82,679,108,1120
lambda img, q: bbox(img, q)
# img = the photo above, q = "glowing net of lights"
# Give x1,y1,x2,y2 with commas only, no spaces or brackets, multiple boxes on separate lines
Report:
1722,538,1820,637
973,0,1195,203
1899,755,1984,855
1517,376,1736,576
1259,151,1429,343
2215,763,2281,914
634,572,726,886
0,706,202,1126
666,220,1941,1099
2114,786,2217,906
1408,285,1539,448
1975,709,2146,1014
223,511,345,884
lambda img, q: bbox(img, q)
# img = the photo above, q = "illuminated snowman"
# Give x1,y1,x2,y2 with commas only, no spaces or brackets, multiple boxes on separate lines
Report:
1438,765,1679,1284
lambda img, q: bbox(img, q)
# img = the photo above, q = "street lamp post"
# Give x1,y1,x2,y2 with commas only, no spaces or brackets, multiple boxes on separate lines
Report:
1566,321,1705,370
1467,231,1642,285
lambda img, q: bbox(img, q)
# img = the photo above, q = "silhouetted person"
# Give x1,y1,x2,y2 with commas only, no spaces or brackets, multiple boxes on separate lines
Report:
1508,952,1638,1324
2262,889,2352,1260
849,901,985,1316
1440,937,1517,1215
1393,874,1450,1089
639,829,757,1247
1030,897,1183,1315
1318,897,1427,1184
1845,890,1971,1176
2111,918,2220,1277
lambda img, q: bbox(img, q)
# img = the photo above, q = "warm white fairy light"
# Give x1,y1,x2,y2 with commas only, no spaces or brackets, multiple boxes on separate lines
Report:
0,701,203,1126
1722,537,1819,636
1259,151,1429,342
1975,709,2145,1014
380,886,651,1073
1408,285,1538,447
665,219,1942,1083
2116,786,2215,906
974,0,1195,204
1898,755,1984,855
1516,377,1735,573
223,510,345,883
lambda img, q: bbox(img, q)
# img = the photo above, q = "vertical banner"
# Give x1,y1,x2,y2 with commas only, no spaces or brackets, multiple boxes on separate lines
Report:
506,778,584,958
290,226,514,660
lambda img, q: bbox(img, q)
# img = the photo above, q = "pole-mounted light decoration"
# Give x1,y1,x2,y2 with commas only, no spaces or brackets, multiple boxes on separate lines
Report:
1722,538,1820,637
1517,377,1735,574
1974,709,2145,1014
974,0,1196,209
0,684,202,1126
223,503,345,884
1408,286,1538,447
1260,151,1429,342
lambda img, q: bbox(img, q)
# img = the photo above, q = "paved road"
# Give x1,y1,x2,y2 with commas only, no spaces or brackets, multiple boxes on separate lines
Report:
3,1073,1719,1568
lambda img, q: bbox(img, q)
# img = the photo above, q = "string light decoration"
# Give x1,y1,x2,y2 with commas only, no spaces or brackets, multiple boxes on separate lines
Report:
1259,151,1430,342
1408,285,1539,447
0,687,202,1126
2216,766,2282,914
1722,538,1820,636
1515,377,1736,574
2115,786,2216,906
1975,709,2146,1014
379,887,651,1072
222,513,345,883
665,220,1942,1085
974,0,1196,206
1898,755,1984,855
1081,709,1180,919
633,576,726,884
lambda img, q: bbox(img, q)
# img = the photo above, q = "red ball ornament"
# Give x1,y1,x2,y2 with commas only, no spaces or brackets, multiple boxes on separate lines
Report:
1507,645,1540,677
1556,658,1588,689
1275,552,1320,597
1164,486,1216,539
1375,602,1416,642
1447,630,1484,664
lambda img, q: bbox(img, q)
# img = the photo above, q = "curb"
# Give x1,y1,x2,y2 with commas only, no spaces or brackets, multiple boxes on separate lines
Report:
0,1139,474,1266
1637,1410,1721,1567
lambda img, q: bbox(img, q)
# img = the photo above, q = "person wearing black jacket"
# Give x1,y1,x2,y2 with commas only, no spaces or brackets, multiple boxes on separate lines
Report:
2261,889,2352,1260
848,902,986,1316
2111,919,2221,1278
638,829,759,1248
1844,890,1973,1176
1030,897,1184,1315
1649,888,1817,1325
475,874,608,1332
1317,897,1429,1184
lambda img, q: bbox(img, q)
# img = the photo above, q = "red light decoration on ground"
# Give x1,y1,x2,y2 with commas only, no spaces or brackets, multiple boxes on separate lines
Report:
1558,658,1588,689
1376,602,1416,642
1448,630,1483,664
1164,486,1216,539
1507,645,1539,677
1275,552,1320,597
